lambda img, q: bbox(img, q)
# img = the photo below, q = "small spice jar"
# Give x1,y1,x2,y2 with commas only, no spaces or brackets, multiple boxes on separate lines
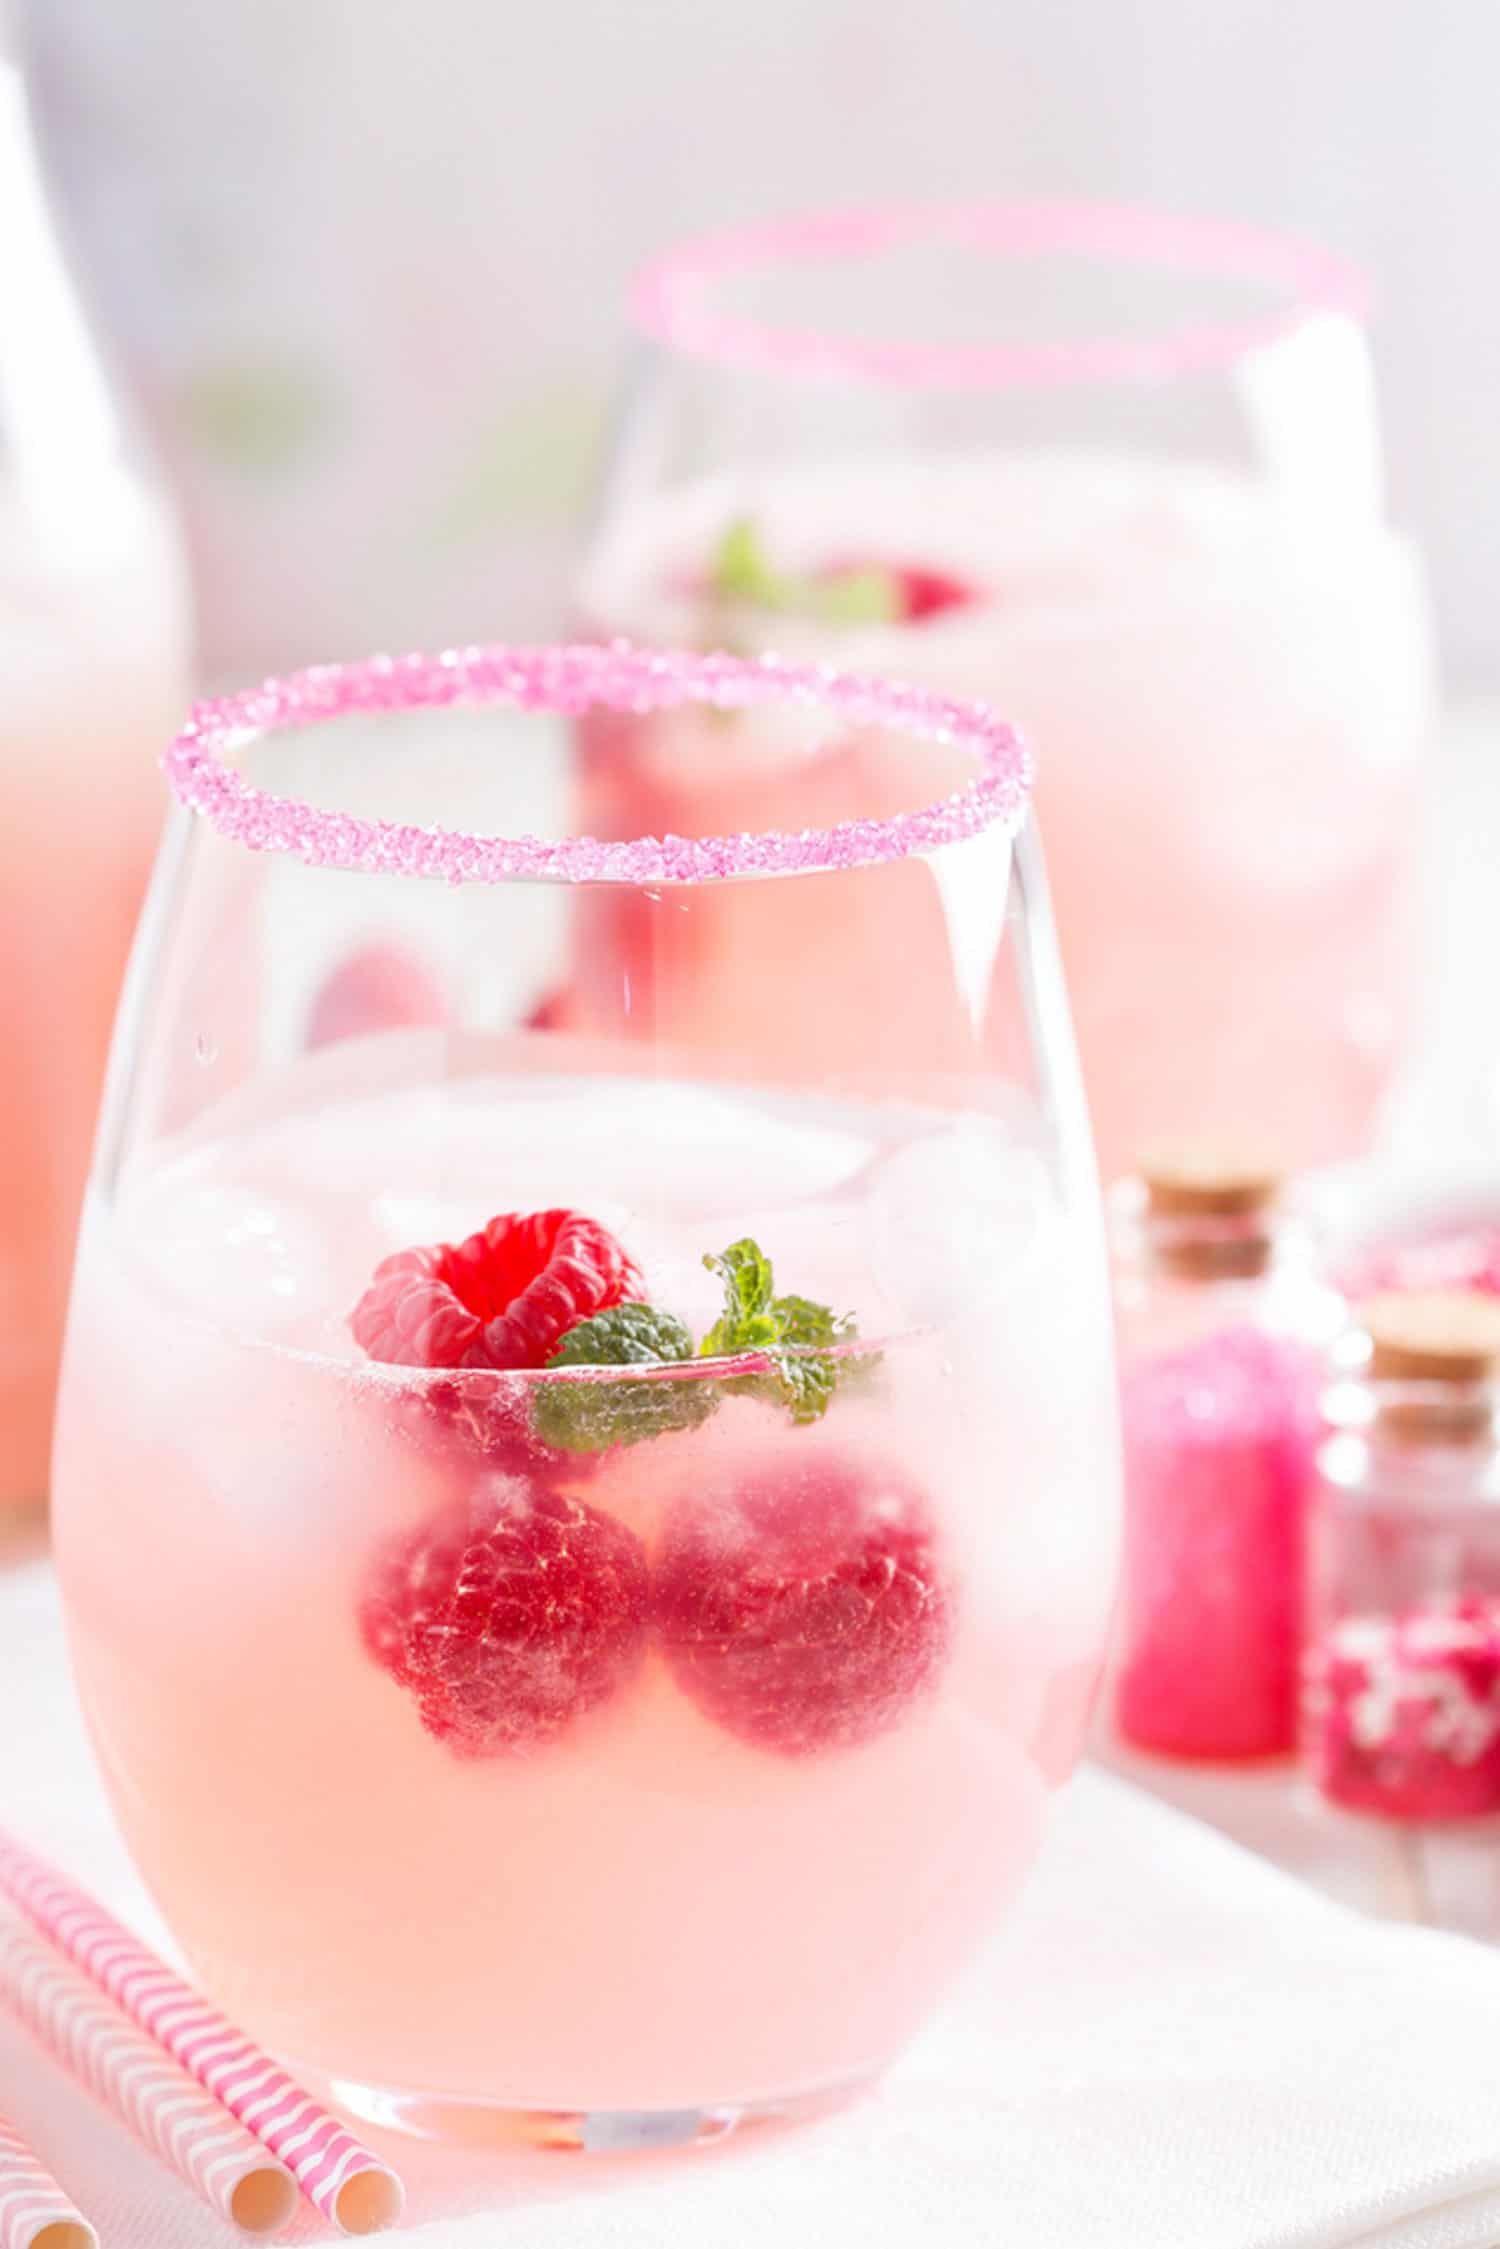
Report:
1303,1291,1500,1823
1111,1150,1339,1759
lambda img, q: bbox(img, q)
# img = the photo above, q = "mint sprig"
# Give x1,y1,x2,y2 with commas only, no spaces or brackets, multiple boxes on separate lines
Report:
700,1238,865,1425
532,1240,871,1455
711,518,901,629
536,1304,716,1455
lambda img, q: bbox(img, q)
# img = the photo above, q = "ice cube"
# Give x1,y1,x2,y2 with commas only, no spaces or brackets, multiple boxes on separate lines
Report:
467,1077,874,1222
870,1124,1052,1327
129,1178,332,1330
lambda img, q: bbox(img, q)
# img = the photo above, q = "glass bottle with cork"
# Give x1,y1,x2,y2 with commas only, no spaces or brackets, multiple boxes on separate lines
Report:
1111,1150,1340,1759
1304,1291,1500,1823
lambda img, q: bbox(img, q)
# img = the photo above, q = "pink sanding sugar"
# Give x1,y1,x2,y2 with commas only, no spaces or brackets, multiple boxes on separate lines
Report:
161,643,1033,888
1116,1325,1323,1759
1304,1597,1500,1822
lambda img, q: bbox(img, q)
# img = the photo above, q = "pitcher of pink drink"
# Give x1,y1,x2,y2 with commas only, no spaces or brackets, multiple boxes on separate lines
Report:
0,48,190,1513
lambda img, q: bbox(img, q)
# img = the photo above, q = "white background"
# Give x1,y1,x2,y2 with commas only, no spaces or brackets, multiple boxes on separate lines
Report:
16,0,1500,687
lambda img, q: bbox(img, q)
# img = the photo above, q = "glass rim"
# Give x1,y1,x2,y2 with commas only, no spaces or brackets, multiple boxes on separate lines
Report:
162,642,1032,888
629,198,1372,390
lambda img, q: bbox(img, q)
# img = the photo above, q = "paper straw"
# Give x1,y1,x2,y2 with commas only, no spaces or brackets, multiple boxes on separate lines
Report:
0,1836,403,2237
0,2114,96,2249
0,1922,297,2236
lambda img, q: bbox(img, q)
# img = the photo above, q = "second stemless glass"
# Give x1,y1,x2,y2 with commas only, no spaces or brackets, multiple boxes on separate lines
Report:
575,202,1435,1181
52,645,1118,2148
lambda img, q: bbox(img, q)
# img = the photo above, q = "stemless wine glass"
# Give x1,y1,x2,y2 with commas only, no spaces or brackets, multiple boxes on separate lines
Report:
52,644,1118,2149
575,202,1436,1182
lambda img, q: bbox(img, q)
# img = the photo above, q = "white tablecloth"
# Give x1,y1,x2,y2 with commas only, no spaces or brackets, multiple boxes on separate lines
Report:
10,1542,1500,2249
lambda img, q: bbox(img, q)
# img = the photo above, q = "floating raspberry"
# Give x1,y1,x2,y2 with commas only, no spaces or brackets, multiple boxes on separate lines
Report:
351,1210,645,1371
816,553,978,624
305,943,447,1049
883,562,977,623
360,1475,651,1755
655,1453,952,1756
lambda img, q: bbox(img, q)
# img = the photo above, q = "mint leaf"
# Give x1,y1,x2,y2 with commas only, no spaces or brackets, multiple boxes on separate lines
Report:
549,1304,697,1367
700,1239,779,1355
535,1304,718,1454
762,1349,838,1425
699,1237,870,1425
800,567,902,627
710,518,901,629
772,1293,847,1348
712,518,783,607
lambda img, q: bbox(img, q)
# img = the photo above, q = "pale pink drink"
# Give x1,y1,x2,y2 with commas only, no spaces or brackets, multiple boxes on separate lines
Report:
52,648,1118,2145
574,206,1434,1180
0,55,190,1510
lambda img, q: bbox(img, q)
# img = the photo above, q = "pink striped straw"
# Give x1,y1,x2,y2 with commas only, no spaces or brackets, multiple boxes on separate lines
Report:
0,2114,96,2249
0,1837,403,2237
0,1922,296,2236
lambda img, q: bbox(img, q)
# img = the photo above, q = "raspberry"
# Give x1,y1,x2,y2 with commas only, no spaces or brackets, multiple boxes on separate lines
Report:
305,943,446,1049
351,1210,645,1371
712,518,976,631
388,1369,600,1483
522,985,582,1034
820,556,977,625
360,1475,650,1755
886,563,978,623
654,1453,952,1756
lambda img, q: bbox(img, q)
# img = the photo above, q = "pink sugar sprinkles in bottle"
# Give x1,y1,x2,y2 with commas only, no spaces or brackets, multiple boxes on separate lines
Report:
1304,1292,1500,1824
1113,1151,1337,1760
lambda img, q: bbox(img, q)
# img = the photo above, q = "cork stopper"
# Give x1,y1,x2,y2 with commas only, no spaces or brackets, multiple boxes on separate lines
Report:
1139,1148,1282,1219
1361,1291,1500,1442
1137,1147,1282,1279
1364,1292,1500,1382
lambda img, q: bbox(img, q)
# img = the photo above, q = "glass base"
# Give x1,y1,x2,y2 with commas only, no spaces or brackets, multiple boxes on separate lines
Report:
329,2070,876,2150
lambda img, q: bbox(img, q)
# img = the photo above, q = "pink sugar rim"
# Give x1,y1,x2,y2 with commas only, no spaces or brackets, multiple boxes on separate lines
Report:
163,641,1032,886
630,199,1372,389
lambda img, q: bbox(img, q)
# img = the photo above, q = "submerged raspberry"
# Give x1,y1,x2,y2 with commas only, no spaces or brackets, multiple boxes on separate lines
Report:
351,1209,645,1371
655,1453,952,1756
386,1367,598,1483
360,1475,651,1755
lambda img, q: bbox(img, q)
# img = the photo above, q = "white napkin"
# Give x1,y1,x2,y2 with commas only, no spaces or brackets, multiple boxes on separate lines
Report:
7,1551,1500,2249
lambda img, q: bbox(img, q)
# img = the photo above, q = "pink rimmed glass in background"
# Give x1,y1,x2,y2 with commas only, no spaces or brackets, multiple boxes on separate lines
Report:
573,202,1435,1181
51,645,1119,2149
